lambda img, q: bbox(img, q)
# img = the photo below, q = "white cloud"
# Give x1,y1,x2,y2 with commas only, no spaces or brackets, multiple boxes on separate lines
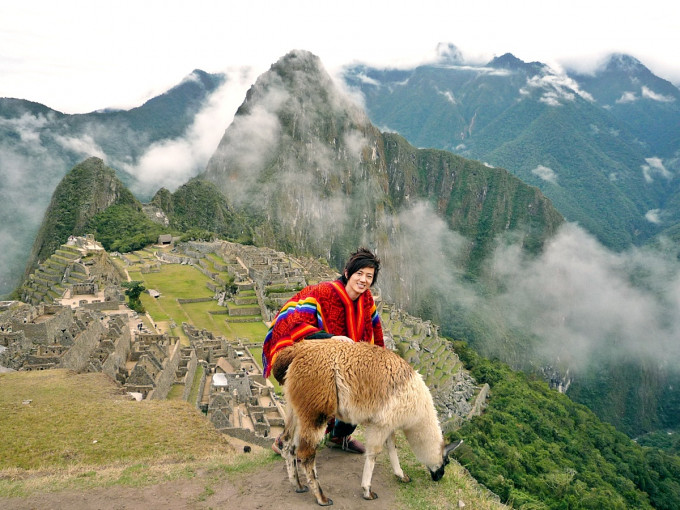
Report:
645,209,662,224
53,134,106,160
520,71,594,106
641,86,675,102
532,164,558,184
642,156,673,183
435,87,457,104
487,223,680,369
353,73,381,87
123,68,257,195
616,91,638,103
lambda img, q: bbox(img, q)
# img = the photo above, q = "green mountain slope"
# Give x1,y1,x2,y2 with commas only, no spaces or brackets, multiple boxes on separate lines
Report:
23,157,140,280
150,178,253,243
451,341,680,510
343,51,680,250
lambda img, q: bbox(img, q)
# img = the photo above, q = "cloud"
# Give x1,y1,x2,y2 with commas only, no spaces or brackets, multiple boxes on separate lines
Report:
642,156,672,183
532,164,558,184
484,223,680,370
616,91,638,103
0,141,69,296
122,68,259,196
645,209,662,224
435,87,457,104
353,72,381,87
641,86,675,102
520,71,594,105
382,201,475,310
53,134,106,160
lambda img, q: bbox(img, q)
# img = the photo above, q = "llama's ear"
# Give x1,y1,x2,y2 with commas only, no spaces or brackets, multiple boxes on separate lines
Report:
444,439,463,457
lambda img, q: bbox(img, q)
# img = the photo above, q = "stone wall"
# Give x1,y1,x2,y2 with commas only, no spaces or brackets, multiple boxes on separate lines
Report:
150,339,182,400
182,349,199,402
177,297,213,304
101,326,132,382
59,312,107,372
12,305,73,345
82,301,121,312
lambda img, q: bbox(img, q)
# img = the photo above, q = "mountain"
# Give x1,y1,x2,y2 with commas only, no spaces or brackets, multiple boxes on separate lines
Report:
569,54,680,158
149,178,253,243
0,69,225,297
202,50,563,290
24,157,137,273
342,49,680,250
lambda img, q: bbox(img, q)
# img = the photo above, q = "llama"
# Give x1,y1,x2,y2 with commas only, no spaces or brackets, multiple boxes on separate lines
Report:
271,339,462,506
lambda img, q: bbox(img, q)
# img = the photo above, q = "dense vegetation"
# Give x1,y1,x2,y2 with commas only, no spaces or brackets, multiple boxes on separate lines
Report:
450,341,680,509
87,203,170,252
151,178,253,244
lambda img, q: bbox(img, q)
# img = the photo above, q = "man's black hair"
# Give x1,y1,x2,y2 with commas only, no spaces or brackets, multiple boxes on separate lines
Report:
340,247,380,286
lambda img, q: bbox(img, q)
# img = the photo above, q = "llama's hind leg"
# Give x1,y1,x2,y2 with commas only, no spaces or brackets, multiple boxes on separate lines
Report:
280,413,308,493
298,428,332,506
281,437,308,493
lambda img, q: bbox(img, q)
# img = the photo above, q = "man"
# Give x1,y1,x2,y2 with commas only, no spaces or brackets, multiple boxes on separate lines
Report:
263,247,384,454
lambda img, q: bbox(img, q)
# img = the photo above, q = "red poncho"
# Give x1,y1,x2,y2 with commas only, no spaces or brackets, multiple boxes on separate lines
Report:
262,279,384,377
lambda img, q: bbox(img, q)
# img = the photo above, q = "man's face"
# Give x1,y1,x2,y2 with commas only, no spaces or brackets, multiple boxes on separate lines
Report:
344,266,375,300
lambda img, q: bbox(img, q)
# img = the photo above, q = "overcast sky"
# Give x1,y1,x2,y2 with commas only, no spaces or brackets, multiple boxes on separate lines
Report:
1,0,679,114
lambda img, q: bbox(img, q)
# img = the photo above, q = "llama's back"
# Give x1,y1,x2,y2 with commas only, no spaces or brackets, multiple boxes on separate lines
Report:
279,340,421,427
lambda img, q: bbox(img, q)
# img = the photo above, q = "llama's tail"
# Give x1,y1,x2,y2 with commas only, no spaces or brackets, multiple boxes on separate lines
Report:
271,346,298,385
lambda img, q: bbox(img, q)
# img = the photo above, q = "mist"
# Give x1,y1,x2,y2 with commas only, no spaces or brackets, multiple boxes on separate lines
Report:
384,204,680,375
120,68,258,197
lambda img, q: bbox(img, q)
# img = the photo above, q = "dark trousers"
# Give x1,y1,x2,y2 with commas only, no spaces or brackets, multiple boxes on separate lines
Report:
330,418,356,438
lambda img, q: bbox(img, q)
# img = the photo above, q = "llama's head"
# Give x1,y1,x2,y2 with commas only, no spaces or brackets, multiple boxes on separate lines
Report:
429,440,463,481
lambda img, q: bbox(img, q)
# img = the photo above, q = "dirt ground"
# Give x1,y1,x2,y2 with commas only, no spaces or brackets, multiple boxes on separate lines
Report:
2,445,401,510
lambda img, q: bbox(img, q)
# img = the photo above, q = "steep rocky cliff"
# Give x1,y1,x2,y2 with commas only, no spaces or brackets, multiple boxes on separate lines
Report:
202,50,563,307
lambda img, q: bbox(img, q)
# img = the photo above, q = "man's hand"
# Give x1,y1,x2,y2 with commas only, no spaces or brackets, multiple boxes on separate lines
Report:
330,335,353,343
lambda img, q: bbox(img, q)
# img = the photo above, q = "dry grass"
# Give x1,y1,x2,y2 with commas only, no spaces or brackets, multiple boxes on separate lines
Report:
0,369,273,497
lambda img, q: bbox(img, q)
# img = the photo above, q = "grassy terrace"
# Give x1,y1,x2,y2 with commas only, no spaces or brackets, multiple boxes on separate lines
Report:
130,261,268,350
0,369,266,497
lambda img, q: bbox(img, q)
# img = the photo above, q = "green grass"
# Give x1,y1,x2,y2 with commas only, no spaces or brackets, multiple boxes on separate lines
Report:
223,321,268,341
166,383,185,400
360,431,508,510
187,364,205,404
140,265,214,299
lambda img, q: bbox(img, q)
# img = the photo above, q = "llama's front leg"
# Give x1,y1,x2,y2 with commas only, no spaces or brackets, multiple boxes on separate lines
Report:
386,432,410,483
361,452,379,500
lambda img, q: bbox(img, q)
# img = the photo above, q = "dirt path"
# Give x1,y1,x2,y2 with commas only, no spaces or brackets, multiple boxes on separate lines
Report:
2,447,400,510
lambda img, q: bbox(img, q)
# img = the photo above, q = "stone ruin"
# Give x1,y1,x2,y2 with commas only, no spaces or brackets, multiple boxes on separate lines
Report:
0,303,130,380
203,340,285,447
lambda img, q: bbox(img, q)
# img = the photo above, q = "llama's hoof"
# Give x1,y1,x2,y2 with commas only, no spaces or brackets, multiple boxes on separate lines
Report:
398,473,411,483
362,490,378,500
295,485,309,493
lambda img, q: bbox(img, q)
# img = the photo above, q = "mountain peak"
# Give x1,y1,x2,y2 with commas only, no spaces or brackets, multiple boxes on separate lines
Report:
603,53,647,74
487,53,545,75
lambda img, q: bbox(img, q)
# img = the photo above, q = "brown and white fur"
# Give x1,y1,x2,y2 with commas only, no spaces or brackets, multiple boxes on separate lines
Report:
271,339,461,506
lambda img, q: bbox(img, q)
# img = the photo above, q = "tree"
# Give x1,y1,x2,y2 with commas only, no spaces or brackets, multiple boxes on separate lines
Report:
122,281,145,313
